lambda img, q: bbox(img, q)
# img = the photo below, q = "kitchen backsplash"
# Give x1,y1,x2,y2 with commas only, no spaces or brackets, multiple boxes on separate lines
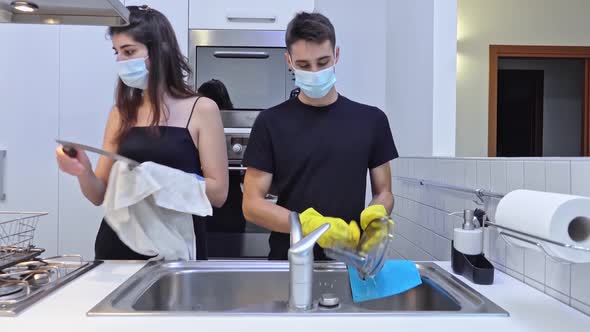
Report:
389,157,590,316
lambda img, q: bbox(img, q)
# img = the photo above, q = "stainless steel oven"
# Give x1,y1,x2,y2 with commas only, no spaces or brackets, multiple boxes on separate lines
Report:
190,30,291,259
189,29,295,110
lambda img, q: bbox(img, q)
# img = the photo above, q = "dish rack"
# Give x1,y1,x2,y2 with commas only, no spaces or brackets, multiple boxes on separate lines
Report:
396,176,590,264
0,211,47,270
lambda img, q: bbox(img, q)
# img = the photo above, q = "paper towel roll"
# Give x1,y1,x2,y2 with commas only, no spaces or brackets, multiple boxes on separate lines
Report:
495,190,590,263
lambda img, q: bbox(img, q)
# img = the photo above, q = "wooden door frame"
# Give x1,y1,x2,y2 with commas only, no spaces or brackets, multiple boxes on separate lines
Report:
488,45,590,157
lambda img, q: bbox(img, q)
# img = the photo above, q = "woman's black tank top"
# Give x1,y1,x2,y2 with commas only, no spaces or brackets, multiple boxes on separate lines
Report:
94,97,209,260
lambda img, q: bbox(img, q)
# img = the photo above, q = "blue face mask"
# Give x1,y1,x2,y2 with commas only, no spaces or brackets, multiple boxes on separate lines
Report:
116,57,149,90
292,64,337,99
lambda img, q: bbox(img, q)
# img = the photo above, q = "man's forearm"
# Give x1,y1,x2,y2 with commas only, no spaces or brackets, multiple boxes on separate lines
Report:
369,191,394,215
243,197,292,233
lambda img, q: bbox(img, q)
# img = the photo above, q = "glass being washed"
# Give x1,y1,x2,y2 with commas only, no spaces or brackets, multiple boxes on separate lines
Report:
325,217,394,280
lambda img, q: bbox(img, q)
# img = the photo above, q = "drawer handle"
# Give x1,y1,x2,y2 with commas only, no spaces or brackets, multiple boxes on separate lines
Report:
226,11,276,23
214,51,270,59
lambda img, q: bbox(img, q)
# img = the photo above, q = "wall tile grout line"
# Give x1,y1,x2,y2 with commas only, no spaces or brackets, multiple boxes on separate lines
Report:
393,193,468,216
392,230,438,261
392,212,452,241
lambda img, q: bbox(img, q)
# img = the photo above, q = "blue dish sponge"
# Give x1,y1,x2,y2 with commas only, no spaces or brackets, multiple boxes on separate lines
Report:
348,260,422,303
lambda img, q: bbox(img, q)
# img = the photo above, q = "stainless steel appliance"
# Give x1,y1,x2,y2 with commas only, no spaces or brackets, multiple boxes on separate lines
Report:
0,212,101,316
0,0,129,26
87,260,509,316
190,29,293,259
0,255,102,316
189,29,295,110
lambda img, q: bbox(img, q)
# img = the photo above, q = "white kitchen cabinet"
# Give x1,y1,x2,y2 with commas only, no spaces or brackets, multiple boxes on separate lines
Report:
189,0,314,30
0,24,60,256
57,25,118,259
125,0,190,56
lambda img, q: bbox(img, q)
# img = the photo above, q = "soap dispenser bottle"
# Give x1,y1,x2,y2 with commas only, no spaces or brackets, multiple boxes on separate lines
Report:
451,209,495,285
453,209,483,255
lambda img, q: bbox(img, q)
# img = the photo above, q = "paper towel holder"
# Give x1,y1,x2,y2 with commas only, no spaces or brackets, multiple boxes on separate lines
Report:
396,175,590,264
486,221,590,265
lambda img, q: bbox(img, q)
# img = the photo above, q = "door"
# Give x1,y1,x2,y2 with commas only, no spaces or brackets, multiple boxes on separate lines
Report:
497,69,544,157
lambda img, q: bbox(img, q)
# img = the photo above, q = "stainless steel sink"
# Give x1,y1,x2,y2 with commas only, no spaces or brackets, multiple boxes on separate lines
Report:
87,261,508,316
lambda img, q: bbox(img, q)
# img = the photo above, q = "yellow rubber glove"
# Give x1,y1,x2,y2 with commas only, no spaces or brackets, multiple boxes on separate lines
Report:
360,204,394,229
299,208,360,249
359,205,395,255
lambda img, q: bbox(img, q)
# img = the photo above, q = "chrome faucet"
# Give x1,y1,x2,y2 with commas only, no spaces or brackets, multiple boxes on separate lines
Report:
288,211,330,311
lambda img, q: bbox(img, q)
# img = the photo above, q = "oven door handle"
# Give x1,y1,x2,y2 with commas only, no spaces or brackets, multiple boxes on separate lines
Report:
229,166,247,171
214,51,270,59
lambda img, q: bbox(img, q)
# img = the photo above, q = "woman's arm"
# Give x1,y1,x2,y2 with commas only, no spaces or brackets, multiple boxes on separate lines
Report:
189,97,229,207
56,106,120,205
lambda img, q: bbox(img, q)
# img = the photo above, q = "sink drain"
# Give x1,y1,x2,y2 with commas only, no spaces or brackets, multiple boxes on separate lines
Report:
318,293,340,309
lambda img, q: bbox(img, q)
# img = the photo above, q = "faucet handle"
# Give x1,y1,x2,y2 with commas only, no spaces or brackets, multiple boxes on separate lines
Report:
289,223,330,256
289,211,303,246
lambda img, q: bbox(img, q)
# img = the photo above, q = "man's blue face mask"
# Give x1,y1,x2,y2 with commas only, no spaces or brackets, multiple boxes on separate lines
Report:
290,57,337,99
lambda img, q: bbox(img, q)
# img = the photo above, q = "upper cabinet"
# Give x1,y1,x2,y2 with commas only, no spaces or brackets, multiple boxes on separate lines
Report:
189,0,314,30
126,0,190,56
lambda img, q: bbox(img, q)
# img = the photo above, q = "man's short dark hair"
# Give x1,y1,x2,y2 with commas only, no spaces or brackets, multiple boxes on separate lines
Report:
285,12,336,52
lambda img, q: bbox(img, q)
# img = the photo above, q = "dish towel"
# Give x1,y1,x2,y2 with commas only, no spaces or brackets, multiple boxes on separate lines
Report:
348,260,422,303
103,161,212,260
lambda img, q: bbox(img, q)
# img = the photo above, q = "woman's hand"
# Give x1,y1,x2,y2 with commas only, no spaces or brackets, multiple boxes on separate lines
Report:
55,146,93,177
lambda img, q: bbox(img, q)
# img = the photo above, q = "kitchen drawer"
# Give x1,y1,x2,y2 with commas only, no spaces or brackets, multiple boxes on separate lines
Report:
189,0,314,30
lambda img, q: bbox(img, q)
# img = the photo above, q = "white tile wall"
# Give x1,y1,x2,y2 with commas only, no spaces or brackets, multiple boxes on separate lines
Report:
525,277,545,292
505,267,524,282
546,161,571,195
488,228,507,267
571,263,590,305
545,258,571,296
524,161,546,191
490,160,508,194
571,161,590,197
506,161,525,192
572,299,590,316
434,236,452,261
524,249,546,284
506,245,525,274
464,160,477,189
391,157,590,316
545,287,570,305
476,160,491,190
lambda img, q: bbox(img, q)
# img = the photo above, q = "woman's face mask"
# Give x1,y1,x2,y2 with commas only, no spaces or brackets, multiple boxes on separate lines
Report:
111,33,150,90
116,57,149,90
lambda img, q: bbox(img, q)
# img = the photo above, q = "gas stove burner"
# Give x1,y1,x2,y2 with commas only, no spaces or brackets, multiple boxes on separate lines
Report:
28,272,49,286
0,282,23,296
0,281,27,301
0,253,102,316
0,265,58,287
14,260,48,270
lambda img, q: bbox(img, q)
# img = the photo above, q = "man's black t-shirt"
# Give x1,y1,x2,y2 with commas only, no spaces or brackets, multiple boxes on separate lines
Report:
242,94,398,260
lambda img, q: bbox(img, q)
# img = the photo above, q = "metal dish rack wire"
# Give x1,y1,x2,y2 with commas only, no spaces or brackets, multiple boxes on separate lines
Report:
0,211,47,264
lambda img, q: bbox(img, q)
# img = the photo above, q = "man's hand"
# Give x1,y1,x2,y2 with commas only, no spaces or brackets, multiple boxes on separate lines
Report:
299,208,360,249
359,205,395,254
360,204,393,229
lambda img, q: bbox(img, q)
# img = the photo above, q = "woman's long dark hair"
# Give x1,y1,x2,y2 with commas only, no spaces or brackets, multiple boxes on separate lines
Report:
197,79,234,110
109,5,196,142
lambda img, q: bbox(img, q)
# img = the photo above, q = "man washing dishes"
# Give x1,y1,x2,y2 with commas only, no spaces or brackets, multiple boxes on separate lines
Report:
242,12,399,261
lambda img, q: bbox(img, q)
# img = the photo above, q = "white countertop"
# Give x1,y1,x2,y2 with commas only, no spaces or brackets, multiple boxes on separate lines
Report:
1,261,588,331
